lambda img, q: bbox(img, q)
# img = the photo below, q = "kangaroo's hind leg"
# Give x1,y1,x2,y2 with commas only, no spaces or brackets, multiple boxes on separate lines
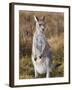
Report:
34,67,38,78
46,58,50,78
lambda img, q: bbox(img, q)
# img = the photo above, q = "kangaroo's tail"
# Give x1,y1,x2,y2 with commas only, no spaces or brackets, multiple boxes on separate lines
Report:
50,63,61,72
54,63,61,68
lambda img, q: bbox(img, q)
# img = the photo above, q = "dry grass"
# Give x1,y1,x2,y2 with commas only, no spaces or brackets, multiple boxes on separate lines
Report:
49,35,64,77
19,55,34,79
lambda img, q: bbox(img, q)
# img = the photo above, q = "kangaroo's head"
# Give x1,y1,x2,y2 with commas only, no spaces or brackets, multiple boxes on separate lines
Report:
34,16,45,33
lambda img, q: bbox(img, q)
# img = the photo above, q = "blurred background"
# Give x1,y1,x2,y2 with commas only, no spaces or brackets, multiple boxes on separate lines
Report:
19,11,64,79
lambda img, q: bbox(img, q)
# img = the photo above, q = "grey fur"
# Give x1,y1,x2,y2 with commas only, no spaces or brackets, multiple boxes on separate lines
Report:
32,16,52,78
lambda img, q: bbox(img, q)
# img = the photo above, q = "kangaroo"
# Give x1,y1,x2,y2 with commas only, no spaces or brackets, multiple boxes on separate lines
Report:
32,16,52,78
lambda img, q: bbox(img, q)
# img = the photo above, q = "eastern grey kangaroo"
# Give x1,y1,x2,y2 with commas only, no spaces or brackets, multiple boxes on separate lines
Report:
32,16,52,78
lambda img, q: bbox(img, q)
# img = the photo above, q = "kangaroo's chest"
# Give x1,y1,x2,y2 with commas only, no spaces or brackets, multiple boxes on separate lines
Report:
34,33,45,50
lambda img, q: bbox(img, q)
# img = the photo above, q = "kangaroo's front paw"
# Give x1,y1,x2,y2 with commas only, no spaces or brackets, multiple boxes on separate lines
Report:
34,57,37,61
39,54,42,59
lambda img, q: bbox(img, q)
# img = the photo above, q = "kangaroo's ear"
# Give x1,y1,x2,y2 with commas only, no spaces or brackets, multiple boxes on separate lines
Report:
40,16,45,21
34,16,39,22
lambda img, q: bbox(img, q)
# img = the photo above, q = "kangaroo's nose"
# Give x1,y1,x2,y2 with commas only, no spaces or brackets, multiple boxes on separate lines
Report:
41,26,44,31
42,28,44,31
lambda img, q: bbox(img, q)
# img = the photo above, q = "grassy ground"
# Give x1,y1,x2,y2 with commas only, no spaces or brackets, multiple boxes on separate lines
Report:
19,55,34,79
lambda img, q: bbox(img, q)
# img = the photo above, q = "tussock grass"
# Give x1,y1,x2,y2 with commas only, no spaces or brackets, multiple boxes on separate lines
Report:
19,55,34,79
49,35,64,77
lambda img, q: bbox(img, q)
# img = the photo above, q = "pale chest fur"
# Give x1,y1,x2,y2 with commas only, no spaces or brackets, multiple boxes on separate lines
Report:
32,32,46,56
